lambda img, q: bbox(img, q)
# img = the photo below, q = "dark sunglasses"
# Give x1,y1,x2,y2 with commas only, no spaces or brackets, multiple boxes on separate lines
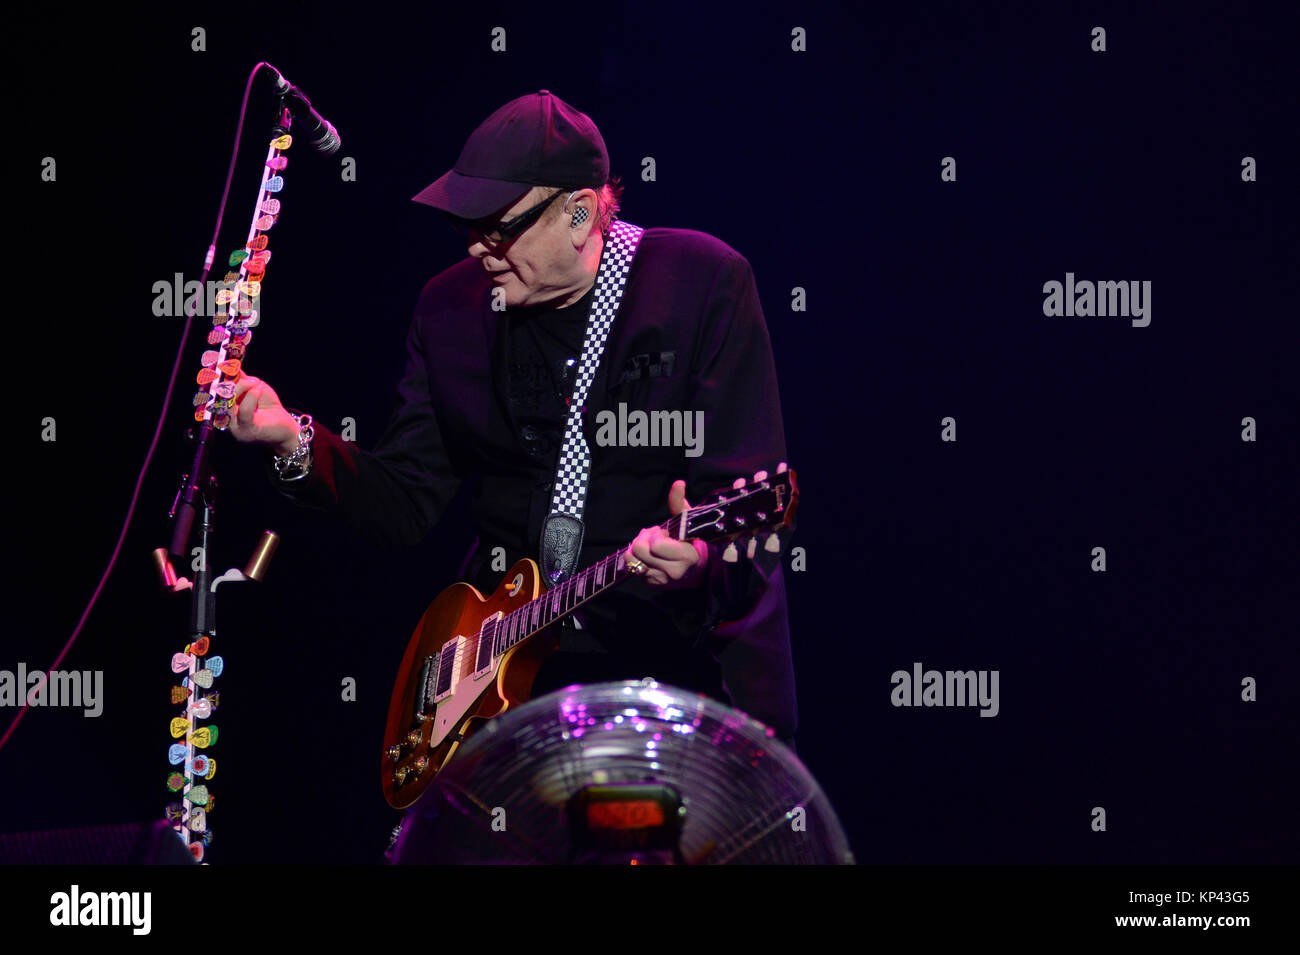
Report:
448,189,569,245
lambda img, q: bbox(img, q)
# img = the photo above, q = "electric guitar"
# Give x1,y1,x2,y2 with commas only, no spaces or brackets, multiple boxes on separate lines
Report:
380,465,798,809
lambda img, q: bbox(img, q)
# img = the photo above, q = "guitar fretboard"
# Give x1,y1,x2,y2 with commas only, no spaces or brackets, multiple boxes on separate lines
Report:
485,515,680,660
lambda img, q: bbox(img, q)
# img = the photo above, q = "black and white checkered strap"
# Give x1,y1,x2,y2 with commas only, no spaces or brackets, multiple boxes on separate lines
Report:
540,220,644,583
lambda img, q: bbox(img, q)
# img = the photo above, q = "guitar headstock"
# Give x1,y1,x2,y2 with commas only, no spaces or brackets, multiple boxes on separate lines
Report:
681,464,798,559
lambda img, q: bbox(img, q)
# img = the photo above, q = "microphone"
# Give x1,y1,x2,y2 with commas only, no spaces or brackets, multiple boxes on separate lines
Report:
268,68,342,155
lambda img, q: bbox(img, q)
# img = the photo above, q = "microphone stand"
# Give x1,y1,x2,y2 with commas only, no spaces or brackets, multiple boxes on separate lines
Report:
153,89,301,862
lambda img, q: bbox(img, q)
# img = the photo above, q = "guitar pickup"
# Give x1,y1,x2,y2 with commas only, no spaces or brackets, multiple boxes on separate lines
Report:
432,637,465,704
473,613,502,678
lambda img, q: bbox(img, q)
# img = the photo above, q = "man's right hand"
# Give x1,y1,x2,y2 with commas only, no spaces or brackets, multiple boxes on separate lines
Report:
228,374,301,457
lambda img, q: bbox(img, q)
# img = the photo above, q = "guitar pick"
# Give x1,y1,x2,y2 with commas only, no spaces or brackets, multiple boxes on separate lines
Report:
200,350,220,367
264,176,285,193
189,754,210,777
206,657,224,678
236,279,261,297
187,809,207,833
170,652,192,673
212,412,231,430
266,156,288,171
168,743,188,765
164,802,185,823
169,717,190,738
201,757,216,779
192,391,212,408
214,381,235,400
247,235,268,252
190,669,214,689
270,134,293,150
193,408,208,423
201,829,214,846
214,288,235,305
249,250,271,270
167,772,186,792
260,198,281,215
188,843,205,862
216,359,241,377
170,685,191,704
224,342,246,360
187,785,210,806
191,725,218,748
202,691,220,711
207,326,231,345
196,368,218,385
228,249,249,267
188,699,212,720
254,214,277,231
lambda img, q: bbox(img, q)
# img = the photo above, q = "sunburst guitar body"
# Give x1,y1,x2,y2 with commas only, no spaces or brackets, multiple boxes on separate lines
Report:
381,466,798,809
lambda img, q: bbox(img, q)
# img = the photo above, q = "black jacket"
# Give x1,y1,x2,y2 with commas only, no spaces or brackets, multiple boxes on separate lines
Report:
270,226,796,740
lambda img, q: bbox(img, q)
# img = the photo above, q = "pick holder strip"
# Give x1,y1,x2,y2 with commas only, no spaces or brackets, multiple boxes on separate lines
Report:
168,132,293,861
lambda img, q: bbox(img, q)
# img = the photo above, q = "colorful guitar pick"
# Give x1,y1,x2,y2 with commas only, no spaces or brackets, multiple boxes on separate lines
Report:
190,669,214,689
248,235,268,252
188,699,212,720
191,726,218,748
167,772,186,792
188,843,205,862
165,802,185,823
229,249,249,267
206,657,224,678
187,785,210,806
208,326,230,345
168,743,188,765
254,214,276,231
260,198,281,214
169,717,189,738
270,134,293,149
266,156,288,171
171,685,191,704
189,755,210,777
187,809,207,833
171,652,192,673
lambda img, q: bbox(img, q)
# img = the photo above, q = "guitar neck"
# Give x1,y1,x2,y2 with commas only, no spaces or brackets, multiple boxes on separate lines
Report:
491,515,678,657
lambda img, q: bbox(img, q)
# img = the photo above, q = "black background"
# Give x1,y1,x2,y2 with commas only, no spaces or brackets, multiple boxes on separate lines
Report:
6,0,1297,865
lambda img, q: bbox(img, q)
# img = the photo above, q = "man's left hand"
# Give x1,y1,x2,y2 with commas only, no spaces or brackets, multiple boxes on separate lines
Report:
627,479,708,589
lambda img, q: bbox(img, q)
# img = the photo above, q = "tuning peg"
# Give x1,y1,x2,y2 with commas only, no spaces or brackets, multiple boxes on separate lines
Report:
746,537,757,559
777,462,788,474
723,542,739,563
753,470,768,482
764,533,782,554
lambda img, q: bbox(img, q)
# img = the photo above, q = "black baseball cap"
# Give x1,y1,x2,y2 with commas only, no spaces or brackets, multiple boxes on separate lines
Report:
412,90,610,219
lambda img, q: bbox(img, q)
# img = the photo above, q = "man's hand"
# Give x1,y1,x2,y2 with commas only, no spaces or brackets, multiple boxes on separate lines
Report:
627,479,708,589
228,373,301,457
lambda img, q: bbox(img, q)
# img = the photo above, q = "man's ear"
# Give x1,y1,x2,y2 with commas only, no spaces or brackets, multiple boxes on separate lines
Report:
567,188,598,246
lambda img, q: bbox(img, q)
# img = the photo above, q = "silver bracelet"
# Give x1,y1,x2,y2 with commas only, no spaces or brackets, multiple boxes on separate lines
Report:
272,413,314,482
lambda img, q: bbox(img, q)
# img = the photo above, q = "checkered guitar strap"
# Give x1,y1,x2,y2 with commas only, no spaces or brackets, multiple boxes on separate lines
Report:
540,220,645,584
